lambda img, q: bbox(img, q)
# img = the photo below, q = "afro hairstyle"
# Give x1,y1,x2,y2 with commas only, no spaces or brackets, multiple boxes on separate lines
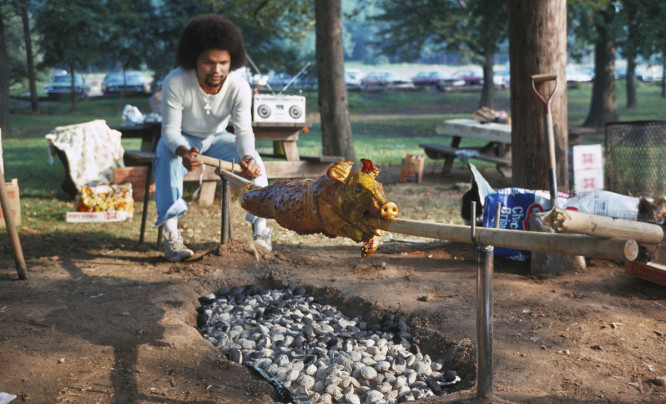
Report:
175,14,247,71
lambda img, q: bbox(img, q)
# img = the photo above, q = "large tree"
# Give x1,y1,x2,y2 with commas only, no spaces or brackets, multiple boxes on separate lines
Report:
373,0,508,108
34,0,108,111
205,0,315,75
616,0,651,109
315,0,356,161
569,1,619,128
104,0,157,103
509,0,569,191
143,0,212,80
19,0,37,112
0,5,9,133
642,1,666,97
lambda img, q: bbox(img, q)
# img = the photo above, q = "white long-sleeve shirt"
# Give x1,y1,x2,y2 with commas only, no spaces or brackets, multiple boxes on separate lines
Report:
160,68,255,158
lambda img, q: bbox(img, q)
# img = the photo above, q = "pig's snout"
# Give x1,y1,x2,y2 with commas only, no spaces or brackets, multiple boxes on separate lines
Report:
380,202,399,220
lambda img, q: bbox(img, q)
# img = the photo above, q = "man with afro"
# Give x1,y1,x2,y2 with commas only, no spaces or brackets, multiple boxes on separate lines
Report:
155,14,271,262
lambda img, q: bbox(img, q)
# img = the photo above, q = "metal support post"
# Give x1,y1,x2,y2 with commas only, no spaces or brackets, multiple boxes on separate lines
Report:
221,177,231,245
471,201,500,398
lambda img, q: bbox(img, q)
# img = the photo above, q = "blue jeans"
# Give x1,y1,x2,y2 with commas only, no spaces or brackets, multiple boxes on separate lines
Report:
153,131,268,227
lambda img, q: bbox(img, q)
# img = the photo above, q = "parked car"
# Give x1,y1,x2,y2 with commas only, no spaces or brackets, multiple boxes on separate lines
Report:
493,70,510,88
641,65,663,82
44,73,90,98
566,66,594,83
266,72,293,90
102,71,150,95
344,69,364,90
360,70,414,91
411,70,453,89
450,69,483,86
293,73,318,91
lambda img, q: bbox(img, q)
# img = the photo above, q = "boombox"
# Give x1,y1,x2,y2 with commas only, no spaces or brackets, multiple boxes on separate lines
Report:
253,94,306,124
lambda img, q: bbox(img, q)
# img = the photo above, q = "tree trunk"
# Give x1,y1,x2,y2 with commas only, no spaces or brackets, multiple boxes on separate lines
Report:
583,14,618,128
0,7,9,132
479,52,495,109
69,64,77,112
626,56,637,109
508,0,568,191
509,0,581,275
20,0,38,112
314,0,356,162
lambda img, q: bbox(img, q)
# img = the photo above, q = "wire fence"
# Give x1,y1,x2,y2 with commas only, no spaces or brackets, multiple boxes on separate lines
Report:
605,120,666,197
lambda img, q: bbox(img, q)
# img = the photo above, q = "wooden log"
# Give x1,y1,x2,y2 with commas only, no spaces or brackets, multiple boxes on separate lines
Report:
545,208,664,245
365,217,638,262
194,154,244,174
0,167,28,280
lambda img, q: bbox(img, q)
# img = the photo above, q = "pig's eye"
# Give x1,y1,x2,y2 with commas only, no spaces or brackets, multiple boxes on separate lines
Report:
354,184,363,194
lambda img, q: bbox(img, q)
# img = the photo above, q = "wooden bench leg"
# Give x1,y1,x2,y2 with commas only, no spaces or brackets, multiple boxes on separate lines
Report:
198,182,217,206
139,164,152,245
442,136,461,174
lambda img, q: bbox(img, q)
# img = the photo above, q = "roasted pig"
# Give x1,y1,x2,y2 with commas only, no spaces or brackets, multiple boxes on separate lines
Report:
240,159,399,258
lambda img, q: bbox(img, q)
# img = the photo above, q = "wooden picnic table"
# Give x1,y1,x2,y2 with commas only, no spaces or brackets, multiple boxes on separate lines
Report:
117,121,339,206
420,118,513,175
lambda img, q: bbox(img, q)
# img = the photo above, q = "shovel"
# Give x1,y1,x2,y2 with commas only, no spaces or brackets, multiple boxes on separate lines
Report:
531,73,559,209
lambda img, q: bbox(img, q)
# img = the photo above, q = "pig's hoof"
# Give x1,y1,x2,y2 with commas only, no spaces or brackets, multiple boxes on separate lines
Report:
361,236,380,259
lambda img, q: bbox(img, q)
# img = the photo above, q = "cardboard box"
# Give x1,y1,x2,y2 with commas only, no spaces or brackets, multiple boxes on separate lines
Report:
624,244,666,286
113,166,154,201
570,144,603,171
0,178,21,228
625,261,666,287
569,144,604,192
66,211,133,223
572,168,604,192
400,154,425,183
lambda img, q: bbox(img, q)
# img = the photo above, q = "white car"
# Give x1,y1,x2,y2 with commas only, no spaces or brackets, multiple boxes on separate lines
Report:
344,69,364,90
44,73,90,98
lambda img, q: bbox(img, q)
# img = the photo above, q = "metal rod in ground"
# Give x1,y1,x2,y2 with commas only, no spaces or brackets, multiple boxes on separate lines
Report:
221,178,231,244
0,168,27,280
471,201,493,398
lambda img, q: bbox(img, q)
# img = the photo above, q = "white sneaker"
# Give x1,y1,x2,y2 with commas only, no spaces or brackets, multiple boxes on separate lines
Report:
164,231,194,262
253,228,273,251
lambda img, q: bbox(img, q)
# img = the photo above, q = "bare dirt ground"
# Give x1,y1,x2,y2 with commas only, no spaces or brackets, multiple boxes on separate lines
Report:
1,165,665,404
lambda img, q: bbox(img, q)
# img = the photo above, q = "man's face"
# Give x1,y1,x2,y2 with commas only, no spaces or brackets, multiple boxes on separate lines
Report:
196,49,231,91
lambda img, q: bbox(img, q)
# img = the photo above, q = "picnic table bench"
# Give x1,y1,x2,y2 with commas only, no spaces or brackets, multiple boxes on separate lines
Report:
119,121,339,206
420,118,512,176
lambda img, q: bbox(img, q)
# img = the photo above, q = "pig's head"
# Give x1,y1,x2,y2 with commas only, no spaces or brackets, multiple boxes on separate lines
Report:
326,159,399,256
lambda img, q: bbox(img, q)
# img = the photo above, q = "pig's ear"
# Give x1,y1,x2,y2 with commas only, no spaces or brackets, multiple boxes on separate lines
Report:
327,160,354,183
360,158,380,178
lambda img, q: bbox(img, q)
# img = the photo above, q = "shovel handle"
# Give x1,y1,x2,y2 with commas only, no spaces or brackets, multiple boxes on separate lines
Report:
532,73,557,83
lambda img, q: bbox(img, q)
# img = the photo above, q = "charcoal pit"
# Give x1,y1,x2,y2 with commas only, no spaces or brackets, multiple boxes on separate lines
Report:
197,282,466,404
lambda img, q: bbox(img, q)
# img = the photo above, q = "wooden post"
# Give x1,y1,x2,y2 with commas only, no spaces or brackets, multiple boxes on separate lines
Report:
0,129,28,280
365,217,638,262
545,209,664,245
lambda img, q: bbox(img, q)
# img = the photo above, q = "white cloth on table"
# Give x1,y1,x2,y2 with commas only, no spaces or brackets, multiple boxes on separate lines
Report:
45,119,125,190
